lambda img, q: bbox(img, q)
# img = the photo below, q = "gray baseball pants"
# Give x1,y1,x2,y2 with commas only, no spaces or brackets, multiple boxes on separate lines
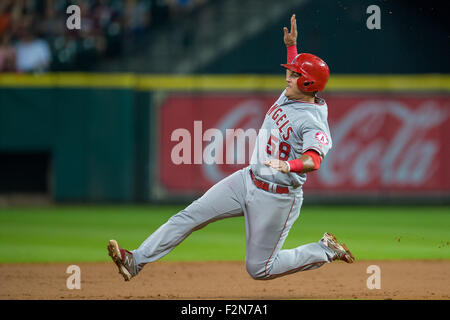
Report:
132,166,335,279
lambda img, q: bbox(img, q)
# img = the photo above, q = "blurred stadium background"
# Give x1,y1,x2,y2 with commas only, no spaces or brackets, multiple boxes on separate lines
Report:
0,0,449,263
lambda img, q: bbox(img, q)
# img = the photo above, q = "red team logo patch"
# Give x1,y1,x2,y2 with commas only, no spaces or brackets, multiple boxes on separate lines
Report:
315,131,329,145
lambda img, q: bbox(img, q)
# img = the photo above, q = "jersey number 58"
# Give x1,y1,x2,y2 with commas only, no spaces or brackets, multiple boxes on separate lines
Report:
266,134,291,161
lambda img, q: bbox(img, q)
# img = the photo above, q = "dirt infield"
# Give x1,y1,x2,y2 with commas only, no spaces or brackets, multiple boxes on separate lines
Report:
1,260,449,300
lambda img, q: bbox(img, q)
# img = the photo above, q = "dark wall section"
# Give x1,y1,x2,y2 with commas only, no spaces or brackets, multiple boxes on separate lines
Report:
0,88,150,202
199,0,449,74
0,152,50,193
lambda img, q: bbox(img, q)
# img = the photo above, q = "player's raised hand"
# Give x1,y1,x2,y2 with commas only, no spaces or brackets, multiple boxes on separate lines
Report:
283,14,298,47
264,159,290,173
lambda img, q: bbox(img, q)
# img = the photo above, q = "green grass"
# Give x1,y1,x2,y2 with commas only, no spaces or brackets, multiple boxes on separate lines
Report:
0,205,449,263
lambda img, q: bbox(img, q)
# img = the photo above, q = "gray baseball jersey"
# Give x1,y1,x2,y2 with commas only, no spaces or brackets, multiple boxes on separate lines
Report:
130,91,336,280
250,89,332,188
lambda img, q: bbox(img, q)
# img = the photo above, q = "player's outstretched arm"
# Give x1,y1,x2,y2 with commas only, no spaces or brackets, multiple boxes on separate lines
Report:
283,14,298,47
284,14,298,66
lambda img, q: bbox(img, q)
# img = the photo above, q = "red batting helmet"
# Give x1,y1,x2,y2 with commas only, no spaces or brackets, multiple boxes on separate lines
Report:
281,53,330,92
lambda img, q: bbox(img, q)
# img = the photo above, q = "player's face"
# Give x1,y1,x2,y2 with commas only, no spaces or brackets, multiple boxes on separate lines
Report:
285,69,302,99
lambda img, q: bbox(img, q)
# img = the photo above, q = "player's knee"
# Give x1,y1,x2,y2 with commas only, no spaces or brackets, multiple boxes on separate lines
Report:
245,261,268,280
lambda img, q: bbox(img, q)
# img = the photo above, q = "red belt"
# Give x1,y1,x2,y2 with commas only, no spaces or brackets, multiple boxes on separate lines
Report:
250,170,289,194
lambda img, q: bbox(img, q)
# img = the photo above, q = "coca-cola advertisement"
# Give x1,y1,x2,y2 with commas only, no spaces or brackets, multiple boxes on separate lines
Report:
157,93,450,196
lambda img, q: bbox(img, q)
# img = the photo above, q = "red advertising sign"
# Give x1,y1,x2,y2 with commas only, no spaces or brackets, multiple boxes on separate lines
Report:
158,93,450,195
309,94,450,194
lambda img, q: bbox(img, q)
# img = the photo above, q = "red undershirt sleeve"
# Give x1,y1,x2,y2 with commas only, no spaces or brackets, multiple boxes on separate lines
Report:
287,45,298,63
303,150,322,169
287,150,323,173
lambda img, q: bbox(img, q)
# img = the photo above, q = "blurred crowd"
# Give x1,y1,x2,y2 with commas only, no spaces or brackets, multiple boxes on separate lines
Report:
0,0,207,73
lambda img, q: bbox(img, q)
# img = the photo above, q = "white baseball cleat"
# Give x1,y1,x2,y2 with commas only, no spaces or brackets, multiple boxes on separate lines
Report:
107,239,137,281
320,232,355,263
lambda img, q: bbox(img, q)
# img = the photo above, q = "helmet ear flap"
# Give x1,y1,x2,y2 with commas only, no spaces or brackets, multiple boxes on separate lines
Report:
296,77,303,90
296,76,315,91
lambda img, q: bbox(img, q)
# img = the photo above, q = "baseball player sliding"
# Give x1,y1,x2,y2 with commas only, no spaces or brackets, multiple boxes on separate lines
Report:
108,15,355,281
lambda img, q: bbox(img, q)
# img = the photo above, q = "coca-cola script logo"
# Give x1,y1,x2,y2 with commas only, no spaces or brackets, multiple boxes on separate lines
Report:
319,100,448,188
201,100,263,182
159,94,273,191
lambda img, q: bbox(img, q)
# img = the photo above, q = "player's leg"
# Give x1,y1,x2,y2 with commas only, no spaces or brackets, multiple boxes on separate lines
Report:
130,168,247,275
244,176,335,280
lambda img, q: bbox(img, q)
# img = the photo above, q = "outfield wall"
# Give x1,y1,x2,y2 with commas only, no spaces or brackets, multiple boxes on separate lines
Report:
0,73,449,203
